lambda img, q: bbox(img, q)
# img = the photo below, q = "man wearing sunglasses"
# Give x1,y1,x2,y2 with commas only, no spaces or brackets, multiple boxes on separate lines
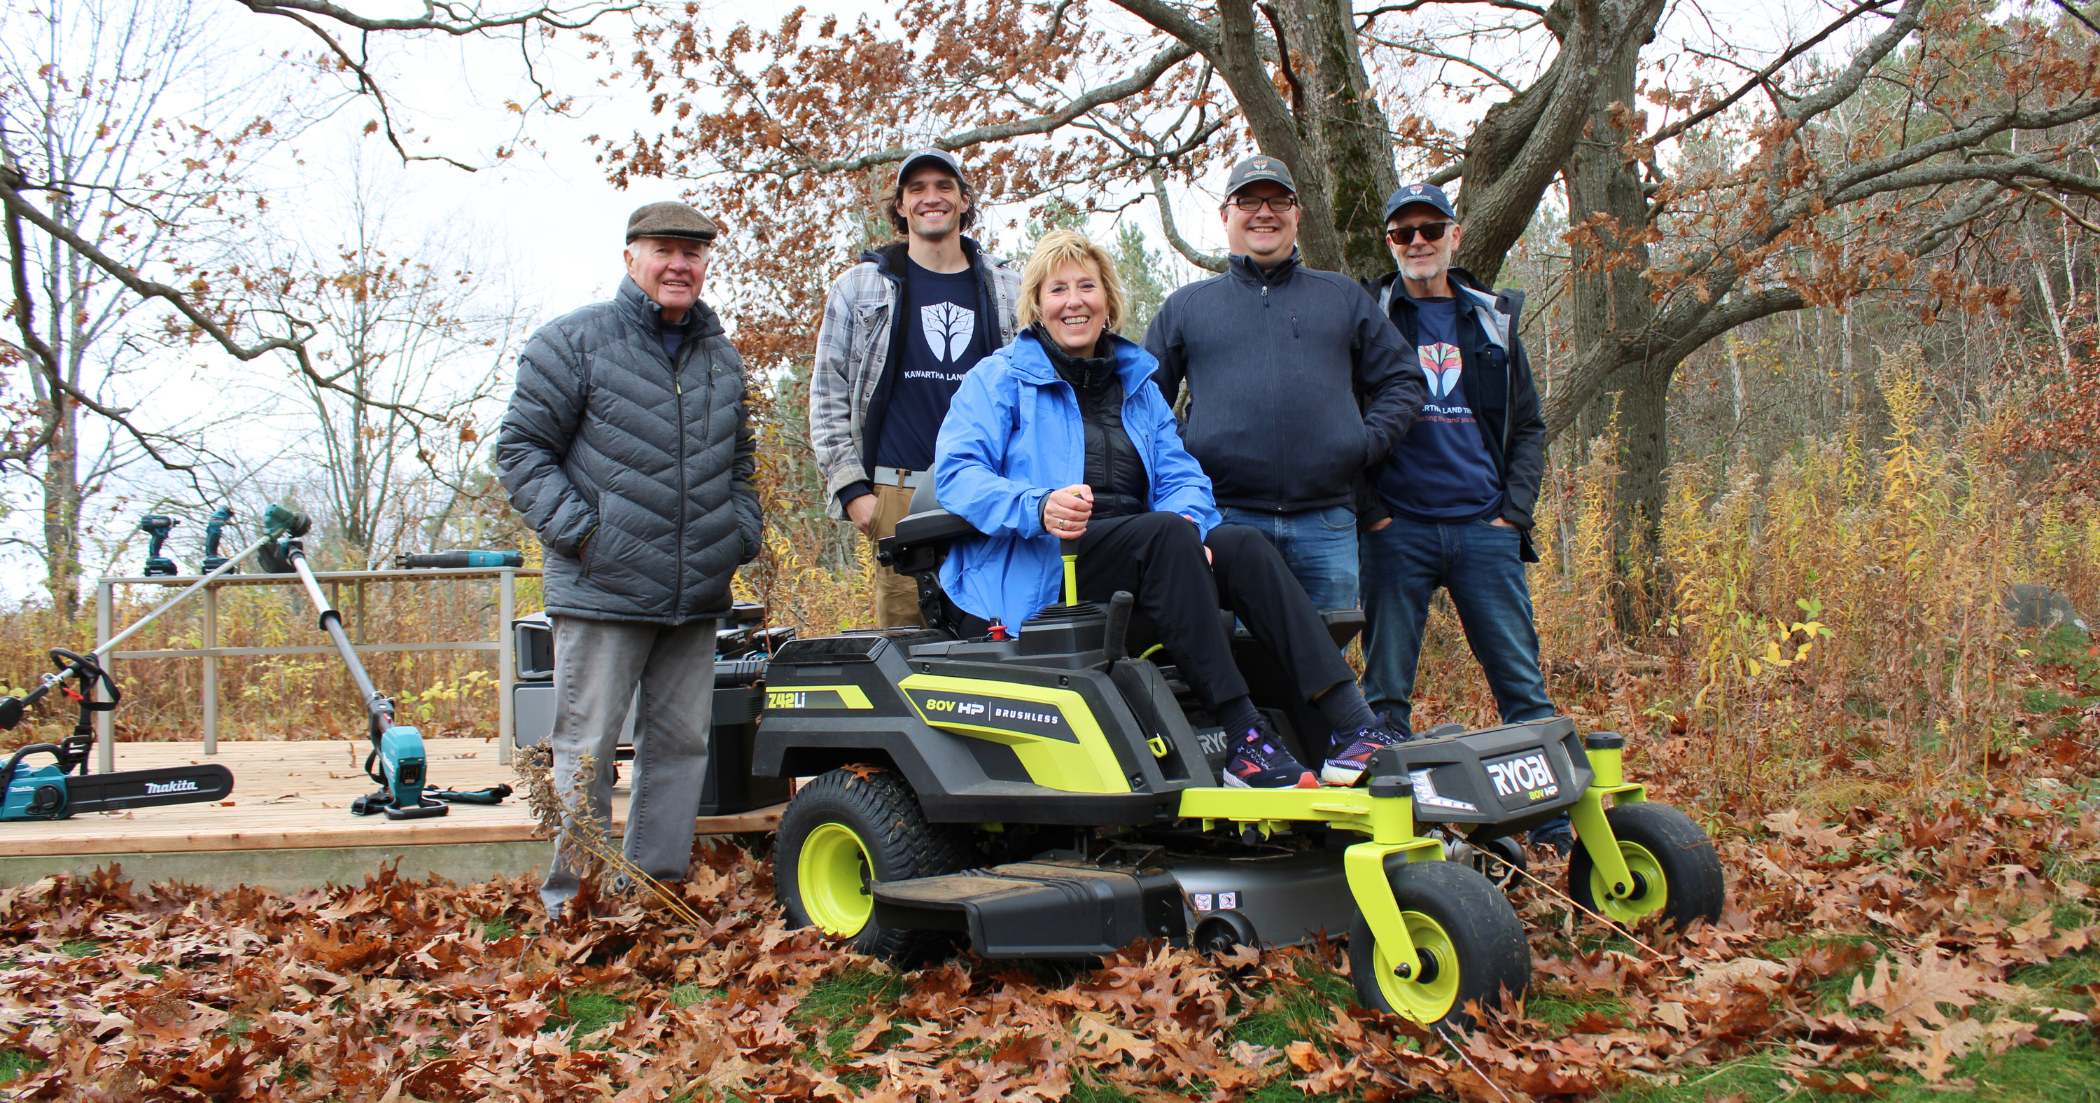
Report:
1144,156,1422,619
1358,182,1566,852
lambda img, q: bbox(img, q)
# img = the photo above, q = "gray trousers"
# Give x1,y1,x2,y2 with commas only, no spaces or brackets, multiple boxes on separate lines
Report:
541,614,717,913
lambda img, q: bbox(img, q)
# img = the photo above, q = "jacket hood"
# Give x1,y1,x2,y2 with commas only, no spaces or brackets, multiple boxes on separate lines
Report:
860,235,997,278
617,275,724,338
1003,328,1158,391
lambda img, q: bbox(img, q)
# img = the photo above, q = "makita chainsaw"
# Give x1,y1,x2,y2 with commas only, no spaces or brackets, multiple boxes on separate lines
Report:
1,648,234,820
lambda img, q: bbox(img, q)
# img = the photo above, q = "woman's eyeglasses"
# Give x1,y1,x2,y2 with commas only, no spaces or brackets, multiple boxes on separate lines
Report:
1385,222,1453,245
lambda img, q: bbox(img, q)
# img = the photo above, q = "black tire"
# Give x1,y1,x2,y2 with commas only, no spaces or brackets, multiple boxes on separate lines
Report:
775,767,976,962
1464,834,1526,892
1349,859,1531,1030
1567,801,1725,930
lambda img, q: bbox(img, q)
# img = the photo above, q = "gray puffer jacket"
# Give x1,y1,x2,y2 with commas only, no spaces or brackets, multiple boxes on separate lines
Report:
498,277,761,625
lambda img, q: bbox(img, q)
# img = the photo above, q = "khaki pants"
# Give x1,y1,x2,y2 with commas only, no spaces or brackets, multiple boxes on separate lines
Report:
869,481,924,627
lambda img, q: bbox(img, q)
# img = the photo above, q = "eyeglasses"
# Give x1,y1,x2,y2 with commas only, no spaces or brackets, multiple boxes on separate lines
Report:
1225,194,1299,213
1385,222,1454,245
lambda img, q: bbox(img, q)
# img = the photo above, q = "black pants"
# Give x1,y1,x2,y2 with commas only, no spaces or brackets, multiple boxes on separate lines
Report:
1072,513,1354,711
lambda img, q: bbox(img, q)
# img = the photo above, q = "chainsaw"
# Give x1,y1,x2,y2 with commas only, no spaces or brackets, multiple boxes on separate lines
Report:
1,649,234,820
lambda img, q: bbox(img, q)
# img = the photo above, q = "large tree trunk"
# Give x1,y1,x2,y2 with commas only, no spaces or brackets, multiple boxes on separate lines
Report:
1272,0,1398,279
1561,18,1661,634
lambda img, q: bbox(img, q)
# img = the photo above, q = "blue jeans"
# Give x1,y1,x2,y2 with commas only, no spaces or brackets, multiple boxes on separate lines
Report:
1359,516,1553,734
1219,504,1359,614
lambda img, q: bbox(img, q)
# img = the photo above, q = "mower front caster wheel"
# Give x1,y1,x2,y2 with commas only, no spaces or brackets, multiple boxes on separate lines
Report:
1568,801,1725,930
1349,860,1531,1029
775,766,975,962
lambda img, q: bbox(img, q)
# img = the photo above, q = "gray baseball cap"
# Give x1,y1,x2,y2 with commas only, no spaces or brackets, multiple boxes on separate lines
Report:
1223,154,1297,197
896,148,965,187
625,201,719,243
1383,182,1457,223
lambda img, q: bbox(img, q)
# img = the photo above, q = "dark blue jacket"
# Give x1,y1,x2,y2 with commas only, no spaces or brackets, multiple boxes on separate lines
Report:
1365,267,1546,562
1144,253,1423,512
498,278,761,624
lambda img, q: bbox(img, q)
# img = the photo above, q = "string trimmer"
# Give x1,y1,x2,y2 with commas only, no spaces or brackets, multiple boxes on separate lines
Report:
0,505,307,821
256,511,510,819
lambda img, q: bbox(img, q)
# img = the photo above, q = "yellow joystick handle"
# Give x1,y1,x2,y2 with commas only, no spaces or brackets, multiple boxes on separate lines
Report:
1062,553,1079,606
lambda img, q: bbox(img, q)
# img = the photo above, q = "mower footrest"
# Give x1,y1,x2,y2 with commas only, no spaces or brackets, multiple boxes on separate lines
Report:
872,860,1179,958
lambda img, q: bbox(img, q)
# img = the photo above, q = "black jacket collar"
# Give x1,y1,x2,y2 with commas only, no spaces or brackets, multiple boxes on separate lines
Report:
1228,248,1301,288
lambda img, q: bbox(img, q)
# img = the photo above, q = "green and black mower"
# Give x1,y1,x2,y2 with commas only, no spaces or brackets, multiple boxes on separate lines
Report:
751,498,1726,1029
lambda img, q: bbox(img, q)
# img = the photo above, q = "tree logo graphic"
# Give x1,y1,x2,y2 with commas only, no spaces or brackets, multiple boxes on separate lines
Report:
922,302,975,362
1419,342,1462,400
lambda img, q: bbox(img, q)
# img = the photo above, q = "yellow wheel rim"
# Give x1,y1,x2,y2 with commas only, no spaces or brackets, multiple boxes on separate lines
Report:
798,822,874,936
1588,840,1668,924
1370,909,1462,1024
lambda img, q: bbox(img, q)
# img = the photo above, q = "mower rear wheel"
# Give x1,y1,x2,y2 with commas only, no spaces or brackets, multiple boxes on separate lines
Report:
1349,859,1530,1029
776,766,975,961
1567,801,1724,930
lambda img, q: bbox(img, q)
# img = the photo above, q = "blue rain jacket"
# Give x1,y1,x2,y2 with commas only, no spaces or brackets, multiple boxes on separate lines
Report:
935,330,1221,632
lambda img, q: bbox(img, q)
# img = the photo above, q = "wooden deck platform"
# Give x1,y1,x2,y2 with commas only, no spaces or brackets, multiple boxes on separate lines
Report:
1,738,782,889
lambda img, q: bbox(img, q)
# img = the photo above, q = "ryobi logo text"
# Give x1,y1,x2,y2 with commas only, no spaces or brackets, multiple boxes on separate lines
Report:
1486,751,1559,802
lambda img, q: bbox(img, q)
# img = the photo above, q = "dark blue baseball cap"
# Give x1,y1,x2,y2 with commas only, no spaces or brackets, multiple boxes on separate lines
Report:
1383,182,1457,223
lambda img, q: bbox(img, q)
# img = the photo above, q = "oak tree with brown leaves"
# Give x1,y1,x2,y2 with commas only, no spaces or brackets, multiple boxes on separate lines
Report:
605,0,2100,633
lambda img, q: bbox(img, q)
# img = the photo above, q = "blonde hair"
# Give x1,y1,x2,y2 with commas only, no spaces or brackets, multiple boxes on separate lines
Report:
1016,229,1127,335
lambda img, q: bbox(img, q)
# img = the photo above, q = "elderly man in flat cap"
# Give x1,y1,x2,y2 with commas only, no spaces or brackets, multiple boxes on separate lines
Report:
499,200,762,916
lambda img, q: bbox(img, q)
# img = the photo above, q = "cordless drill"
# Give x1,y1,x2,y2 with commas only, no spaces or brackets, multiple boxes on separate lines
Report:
200,507,235,574
139,515,178,577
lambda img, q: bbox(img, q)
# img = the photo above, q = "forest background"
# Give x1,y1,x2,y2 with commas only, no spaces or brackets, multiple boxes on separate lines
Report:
2,0,2099,1099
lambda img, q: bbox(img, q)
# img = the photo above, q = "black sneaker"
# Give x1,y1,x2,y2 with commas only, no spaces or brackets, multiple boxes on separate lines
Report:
1320,722,1412,786
1223,725,1318,789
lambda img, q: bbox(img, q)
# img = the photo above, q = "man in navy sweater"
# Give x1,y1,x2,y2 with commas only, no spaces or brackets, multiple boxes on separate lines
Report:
1144,154,1424,784
1360,182,1569,851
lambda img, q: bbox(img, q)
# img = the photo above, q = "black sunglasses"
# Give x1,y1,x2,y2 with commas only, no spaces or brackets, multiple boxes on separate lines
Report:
1385,222,1454,245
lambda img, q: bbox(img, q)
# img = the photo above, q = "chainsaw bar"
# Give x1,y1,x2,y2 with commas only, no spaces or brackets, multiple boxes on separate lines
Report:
60,764,234,815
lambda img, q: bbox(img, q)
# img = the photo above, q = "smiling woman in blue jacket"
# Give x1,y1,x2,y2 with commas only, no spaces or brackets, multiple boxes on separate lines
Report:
933,230,1407,789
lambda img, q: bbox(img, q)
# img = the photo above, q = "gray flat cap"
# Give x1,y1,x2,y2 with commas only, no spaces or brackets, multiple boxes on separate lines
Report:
625,201,719,243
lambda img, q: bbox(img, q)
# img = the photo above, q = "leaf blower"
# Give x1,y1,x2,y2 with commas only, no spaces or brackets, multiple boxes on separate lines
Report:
256,507,509,819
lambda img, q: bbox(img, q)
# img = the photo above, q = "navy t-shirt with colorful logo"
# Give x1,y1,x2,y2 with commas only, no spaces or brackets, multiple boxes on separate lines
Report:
875,260,990,470
1377,295,1503,521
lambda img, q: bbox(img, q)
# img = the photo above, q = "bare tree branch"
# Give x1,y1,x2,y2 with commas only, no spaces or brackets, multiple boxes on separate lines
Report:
0,171,442,419
1645,0,1896,147
1149,165,1227,272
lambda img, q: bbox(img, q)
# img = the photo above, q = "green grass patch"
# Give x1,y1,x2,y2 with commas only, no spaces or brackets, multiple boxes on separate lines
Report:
545,989,631,1041
791,968,905,1026
481,915,516,940
1230,957,1353,1050
0,1049,46,1084
59,938,99,958
1882,1026,2100,1102
1609,1050,1806,1102
668,983,720,1009
1763,932,1883,1012
1068,1075,1140,1103
1528,989,1629,1031
2013,946,2100,1012
792,968,909,1063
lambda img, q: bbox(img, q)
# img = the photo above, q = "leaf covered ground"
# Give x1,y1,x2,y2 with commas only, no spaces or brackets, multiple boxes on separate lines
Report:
4,662,2098,1102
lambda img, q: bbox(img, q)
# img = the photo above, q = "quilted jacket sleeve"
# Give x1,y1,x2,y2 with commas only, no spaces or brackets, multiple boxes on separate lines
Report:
498,323,598,557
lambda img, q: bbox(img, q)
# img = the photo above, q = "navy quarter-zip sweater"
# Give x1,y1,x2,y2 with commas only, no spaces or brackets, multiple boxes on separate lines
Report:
1144,252,1423,512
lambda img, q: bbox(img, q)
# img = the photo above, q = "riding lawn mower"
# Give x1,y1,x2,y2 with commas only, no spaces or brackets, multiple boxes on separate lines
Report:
747,493,1727,1028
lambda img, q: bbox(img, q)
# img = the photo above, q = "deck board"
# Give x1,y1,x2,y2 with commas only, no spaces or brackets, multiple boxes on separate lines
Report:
4,738,781,857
